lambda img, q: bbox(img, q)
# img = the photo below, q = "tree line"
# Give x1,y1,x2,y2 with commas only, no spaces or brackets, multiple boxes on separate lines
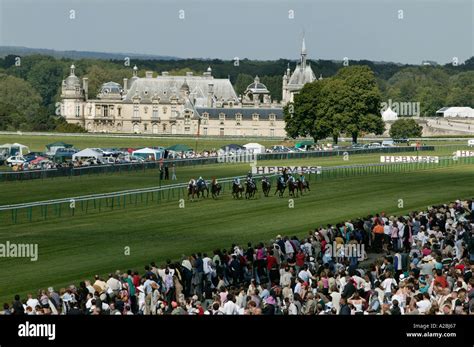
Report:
0,54,472,132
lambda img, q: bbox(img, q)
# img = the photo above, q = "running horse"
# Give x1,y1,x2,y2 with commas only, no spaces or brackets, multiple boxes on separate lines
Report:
297,178,310,195
262,179,271,197
196,180,209,198
232,182,244,199
245,179,257,199
274,178,286,197
287,178,299,197
211,178,221,199
187,182,198,200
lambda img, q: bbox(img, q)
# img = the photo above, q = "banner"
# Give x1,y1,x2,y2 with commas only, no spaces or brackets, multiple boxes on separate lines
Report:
455,150,474,158
380,156,439,163
251,166,322,175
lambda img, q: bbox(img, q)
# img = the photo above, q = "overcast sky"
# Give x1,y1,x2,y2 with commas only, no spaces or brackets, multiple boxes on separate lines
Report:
0,0,472,64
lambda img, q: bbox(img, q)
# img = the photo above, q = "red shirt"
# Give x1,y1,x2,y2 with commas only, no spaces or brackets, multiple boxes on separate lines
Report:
434,275,448,288
267,255,277,270
296,252,305,267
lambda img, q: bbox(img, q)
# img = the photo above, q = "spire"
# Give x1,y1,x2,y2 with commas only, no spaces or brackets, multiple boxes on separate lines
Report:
133,65,138,77
301,35,307,70
70,64,76,76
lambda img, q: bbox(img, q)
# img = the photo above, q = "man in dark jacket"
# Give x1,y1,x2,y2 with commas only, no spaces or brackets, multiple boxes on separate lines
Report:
12,295,24,315
339,297,351,315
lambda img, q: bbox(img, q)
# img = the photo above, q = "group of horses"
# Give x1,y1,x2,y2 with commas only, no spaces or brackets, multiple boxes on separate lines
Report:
187,174,310,201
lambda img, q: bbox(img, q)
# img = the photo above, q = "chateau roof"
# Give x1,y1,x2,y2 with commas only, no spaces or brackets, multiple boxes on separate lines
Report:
124,76,238,105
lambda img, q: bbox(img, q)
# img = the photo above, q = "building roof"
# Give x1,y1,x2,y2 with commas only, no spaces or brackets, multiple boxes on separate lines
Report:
288,64,316,88
246,76,269,94
123,76,238,105
196,107,283,120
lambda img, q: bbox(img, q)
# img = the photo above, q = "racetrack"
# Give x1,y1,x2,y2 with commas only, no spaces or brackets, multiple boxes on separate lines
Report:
1,163,473,304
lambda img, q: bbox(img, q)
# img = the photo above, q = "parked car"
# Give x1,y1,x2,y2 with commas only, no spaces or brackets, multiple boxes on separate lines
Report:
394,138,410,144
382,139,395,147
365,142,382,149
6,155,26,167
468,139,474,147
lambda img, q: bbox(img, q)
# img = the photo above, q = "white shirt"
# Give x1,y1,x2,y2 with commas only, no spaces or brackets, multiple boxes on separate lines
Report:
222,301,239,315
382,278,397,293
416,299,431,314
203,257,213,274
26,298,39,309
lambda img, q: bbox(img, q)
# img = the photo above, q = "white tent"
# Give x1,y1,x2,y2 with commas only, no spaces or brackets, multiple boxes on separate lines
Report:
72,148,103,161
437,107,474,118
0,143,30,156
243,143,266,154
381,107,398,121
132,147,163,161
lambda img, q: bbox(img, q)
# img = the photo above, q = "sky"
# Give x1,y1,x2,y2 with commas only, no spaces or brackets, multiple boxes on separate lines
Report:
0,0,472,64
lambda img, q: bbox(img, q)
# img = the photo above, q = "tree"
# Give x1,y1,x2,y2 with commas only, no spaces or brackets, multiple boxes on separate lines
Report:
389,119,423,139
0,74,43,130
284,80,335,142
331,66,385,143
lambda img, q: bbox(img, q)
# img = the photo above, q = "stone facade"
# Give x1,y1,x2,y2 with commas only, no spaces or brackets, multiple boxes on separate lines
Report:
61,39,316,137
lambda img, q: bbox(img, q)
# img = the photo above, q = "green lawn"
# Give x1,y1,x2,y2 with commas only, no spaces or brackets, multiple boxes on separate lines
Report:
0,164,474,304
1,144,470,206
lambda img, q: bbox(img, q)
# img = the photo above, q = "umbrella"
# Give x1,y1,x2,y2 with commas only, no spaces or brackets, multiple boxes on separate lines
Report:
295,140,315,148
166,144,192,152
29,156,47,164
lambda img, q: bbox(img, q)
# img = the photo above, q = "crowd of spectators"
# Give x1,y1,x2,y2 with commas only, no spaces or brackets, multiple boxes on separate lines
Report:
3,199,474,316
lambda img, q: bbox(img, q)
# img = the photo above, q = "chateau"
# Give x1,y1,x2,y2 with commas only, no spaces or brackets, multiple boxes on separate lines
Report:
60,39,316,137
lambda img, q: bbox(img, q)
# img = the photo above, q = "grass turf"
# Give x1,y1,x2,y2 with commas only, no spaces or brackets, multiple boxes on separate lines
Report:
1,144,471,205
0,164,473,304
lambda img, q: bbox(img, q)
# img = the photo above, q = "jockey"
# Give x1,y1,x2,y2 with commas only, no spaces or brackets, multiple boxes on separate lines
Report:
233,177,241,186
188,178,196,187
197,176,205,187
278,175,285,185
262,175,268,183
288,174,295,184
299,172,305,183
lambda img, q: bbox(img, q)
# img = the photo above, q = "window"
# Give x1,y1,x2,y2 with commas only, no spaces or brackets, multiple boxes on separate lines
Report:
203,127,208,135
184,114,191,125
163,106,167,114
184,126,190,132
118,107,122,117
201,113,209,125
133,105,139,118
103,105,108,117
144,123,148,131
219,113,225,125
219,128,224,136
270,128,275,137
75,104,81,118
252,114,259,121
152,106,158,119
162,123,167,132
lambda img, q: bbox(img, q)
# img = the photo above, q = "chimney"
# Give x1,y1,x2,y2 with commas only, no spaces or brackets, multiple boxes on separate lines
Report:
145,71,153,78
82,77,88,100
207,83,214,107
123,78,128,94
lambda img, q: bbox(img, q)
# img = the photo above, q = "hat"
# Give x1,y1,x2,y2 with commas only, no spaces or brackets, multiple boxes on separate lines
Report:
276,235,282,239
399,274,407,281
171,301,178,308
422,255,434,262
